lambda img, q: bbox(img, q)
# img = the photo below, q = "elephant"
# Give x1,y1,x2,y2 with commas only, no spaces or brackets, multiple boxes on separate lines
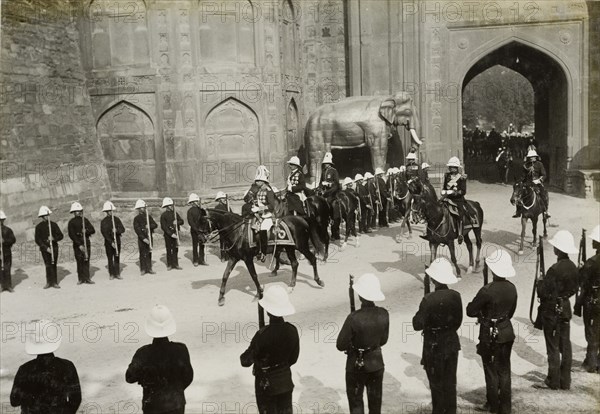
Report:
304,92,422,180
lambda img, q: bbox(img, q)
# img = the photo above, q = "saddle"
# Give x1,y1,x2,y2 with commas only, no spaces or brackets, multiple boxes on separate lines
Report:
246,219,295,247
441,199,479,229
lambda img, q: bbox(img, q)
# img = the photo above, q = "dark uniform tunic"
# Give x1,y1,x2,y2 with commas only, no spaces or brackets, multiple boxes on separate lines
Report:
10,353,82,414
67,216,95,284
577,252,600,372
133,213,157,274
320,165,340,205
286,169,307,216
443,172,469,223
367,179,379,229
355,182,372,233
187,205,208,265
467,279,518,414
413,285,463,414
1,223,16,291
521,159,549,210
215,200,232,213
100,215,125,278
160,210,184,269
336,302,389,413
126,338,194,414
375,175,390,227
405,162,420,182
536,254,579,389
34,220,63,287
241,317,300,413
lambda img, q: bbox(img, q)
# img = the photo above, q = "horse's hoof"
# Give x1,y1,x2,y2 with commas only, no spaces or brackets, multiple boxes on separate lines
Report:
270,270,277,277
518,250,524,256
316,279,325,287
467,266,473,274
288,286,295,294
218,297,225,307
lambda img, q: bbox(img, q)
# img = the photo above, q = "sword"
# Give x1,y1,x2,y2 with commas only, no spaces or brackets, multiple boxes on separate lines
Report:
48,216,55,265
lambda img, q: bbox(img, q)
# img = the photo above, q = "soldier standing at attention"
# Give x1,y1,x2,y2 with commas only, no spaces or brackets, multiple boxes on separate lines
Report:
337,273,389,413
100,201,125,280
467,249,518,414
126,305,194,414
413,258,463,414
187,193,208,266
11,320,82,413
0,210,16,292
374,168,390,228
534,230,579,390
68,202,95,285
319,152,340,205
575,225,600,373
161,197,184,271
354,174,371,234
35,206,63,289
365,172,378,230
133,199,157,275
241,285,300,413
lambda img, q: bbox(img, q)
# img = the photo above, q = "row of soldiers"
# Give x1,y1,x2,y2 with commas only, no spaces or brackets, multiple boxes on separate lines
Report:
9,226,599,413
0,193,232,292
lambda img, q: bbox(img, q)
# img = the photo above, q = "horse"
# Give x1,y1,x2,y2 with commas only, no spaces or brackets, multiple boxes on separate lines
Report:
410,189,484,278
205,209,326,306
510,181,548,255
392,177,413,237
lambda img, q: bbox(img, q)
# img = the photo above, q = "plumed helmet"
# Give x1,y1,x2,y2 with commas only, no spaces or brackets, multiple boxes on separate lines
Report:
254,165,270,183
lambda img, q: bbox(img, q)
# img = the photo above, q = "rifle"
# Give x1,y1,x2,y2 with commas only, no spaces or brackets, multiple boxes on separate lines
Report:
483,261,489,286
81,207,88,261
145,207,153,251
111,211,119,258
48,216,55,265
258,295,266,328
424,265,431,295
349,274,356,312
173,202,180,248
0,221,4,271
529,236,545,329
225,194,230,212
375,178,383,211
574,229,587,317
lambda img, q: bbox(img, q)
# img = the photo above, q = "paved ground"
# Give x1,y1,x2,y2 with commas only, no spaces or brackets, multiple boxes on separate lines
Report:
0,181,598,413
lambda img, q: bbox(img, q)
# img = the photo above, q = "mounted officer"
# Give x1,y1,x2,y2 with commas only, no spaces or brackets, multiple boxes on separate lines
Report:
467,249,518,414
245,165,277,262
420,163,431,184
441,157,469,244
514,149,550,218
404,150,420,182
534,230,579,390
286,156,308,216
318,152,340,205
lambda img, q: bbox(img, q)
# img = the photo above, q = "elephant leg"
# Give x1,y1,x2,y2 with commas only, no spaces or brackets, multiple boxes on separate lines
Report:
369,132,388,171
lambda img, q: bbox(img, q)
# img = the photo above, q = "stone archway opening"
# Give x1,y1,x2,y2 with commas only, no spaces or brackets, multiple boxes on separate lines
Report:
461,41,568,188
332,147,373,179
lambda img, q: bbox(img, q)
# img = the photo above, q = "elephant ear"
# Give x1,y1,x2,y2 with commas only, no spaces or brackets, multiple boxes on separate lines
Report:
379,98,396,125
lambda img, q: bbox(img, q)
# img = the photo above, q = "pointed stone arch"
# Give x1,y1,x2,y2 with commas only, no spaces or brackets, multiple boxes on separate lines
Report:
286,98,299,157
97,101,157,192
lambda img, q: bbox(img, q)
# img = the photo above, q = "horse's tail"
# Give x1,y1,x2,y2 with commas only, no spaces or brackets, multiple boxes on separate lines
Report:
308,218,328,261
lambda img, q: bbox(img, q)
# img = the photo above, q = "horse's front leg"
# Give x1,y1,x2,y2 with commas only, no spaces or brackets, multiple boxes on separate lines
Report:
271,248,281,276
518,217,527,255
244,257,263,300
542,214,548,238
448,241,461,278
464,233,474,274
531,216,538,247
218,258,239,306
287,247,299,293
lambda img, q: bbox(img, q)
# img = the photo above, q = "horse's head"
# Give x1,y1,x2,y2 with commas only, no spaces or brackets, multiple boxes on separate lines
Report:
205,208,241,230
510,181,533,206
407,177,422,195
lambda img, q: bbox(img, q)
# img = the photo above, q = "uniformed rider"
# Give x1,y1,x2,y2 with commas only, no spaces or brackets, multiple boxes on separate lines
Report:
286,156,308,216
404,150,420,182
247,166,277,262
514,149,550,218
319,152,340,205
442,157,469,244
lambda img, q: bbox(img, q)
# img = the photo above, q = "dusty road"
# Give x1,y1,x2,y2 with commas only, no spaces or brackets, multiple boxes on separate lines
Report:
1,182,598,413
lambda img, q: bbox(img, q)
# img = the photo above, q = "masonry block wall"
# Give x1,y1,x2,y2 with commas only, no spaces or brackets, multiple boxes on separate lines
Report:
0,0,111,241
